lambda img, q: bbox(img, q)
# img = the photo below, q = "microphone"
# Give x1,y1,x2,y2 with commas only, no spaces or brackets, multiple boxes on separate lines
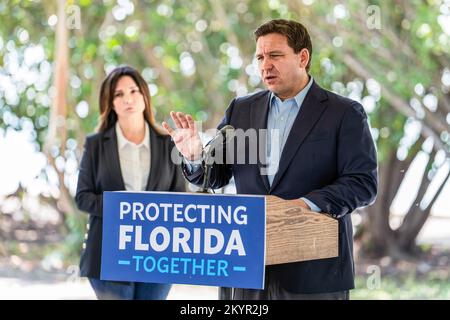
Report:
199,125,234,193
203,125,235,159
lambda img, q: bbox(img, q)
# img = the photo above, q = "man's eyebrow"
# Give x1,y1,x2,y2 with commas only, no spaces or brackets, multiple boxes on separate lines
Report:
255,50,284,56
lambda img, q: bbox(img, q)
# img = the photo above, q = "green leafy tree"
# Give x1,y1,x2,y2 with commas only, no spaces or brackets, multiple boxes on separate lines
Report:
0,0,448,261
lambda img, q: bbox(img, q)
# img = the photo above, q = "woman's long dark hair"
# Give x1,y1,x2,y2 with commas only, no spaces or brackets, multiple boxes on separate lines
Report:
96,65,166,135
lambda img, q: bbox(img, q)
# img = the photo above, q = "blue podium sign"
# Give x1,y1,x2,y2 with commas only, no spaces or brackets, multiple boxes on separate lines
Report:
101,191,266,289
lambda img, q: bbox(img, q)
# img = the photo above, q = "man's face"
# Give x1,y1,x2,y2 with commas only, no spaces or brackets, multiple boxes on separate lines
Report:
256,33,309,100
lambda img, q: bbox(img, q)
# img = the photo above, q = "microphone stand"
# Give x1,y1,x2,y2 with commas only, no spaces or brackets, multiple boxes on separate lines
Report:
198,146,212,194
196,140,233,300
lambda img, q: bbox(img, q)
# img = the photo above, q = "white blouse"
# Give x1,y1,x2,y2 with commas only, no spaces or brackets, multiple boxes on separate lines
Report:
115,121,150,191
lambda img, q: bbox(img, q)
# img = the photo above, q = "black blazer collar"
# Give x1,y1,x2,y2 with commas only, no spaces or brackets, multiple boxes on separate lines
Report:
250,91,271,191
269,80,329,192
103,125,126,190
102,122,161,192
146,125,166,191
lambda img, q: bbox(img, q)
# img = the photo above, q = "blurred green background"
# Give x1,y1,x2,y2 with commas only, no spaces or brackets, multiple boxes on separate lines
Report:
0,0,449,299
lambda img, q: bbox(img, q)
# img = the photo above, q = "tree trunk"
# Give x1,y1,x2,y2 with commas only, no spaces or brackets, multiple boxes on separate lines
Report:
45,0,68,157
396,166,450,252
44,0,86,253
361,150,396,256
360,138,448,259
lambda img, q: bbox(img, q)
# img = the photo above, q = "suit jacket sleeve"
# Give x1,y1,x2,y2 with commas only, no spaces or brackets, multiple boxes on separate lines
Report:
75,137,103,218
305,102,378,217
182,99,235,189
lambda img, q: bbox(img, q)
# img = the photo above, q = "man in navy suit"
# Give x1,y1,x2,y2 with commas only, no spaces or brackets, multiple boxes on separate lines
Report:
163,19,377,300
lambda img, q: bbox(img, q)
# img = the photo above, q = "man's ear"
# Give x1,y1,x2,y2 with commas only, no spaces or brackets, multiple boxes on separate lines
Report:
299,48,310,69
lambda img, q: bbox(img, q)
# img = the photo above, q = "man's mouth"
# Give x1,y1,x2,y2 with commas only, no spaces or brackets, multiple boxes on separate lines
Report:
265,75,277,82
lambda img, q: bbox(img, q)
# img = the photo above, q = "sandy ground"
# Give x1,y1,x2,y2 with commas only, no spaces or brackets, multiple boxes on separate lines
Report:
0,277,218,300
0,215,448,300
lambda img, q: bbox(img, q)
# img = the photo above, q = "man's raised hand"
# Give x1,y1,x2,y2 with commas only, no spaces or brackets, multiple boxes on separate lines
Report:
162,111,203,161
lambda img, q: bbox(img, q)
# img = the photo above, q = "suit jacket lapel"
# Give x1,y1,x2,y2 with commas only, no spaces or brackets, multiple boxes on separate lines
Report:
103,125,126,190
250,91,271,192
269,81,328,192
146,125,162,191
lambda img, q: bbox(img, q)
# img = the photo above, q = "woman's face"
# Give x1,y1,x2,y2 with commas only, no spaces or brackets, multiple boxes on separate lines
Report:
112,76,145,120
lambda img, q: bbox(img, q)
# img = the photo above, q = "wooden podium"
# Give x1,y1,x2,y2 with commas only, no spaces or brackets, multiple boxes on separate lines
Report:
219,195,338,299
101,190,338,298
265,195,338,265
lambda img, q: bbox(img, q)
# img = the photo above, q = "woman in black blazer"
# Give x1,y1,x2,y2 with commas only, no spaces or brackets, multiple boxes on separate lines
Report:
75,66,185,300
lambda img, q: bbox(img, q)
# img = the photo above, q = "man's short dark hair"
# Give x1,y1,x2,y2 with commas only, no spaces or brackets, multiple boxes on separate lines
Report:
254,19,312,72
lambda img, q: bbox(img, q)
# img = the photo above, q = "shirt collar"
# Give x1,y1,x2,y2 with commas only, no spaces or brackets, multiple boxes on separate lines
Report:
270,75,314,108
116,121,150,150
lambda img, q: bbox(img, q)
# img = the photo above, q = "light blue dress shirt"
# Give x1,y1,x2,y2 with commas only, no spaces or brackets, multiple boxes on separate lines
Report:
265,76,320,212
185,76,321,212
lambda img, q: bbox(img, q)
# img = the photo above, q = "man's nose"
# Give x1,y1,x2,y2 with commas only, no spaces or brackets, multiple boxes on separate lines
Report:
261,58,273,73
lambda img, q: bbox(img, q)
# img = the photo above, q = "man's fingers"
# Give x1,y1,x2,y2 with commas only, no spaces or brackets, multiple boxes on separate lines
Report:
162,122,174,135
177,112,189,128
186,114,197,132
170,111,183,129
163,122,184,144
